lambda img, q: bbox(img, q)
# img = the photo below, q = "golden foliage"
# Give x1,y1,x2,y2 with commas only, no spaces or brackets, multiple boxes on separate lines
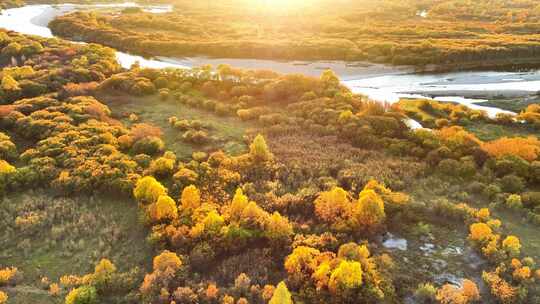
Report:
153,250,182,272
436,126,481,150
131,123,162,141
284,246,320,276
205,283,219,300
461,279,480,303
150,195,178,222
476,208,490,222
180,185,201,210
60,275,82,288
502,235,521,256
262,284,275,301
133,176,167,204
228,188,249,222
314,187,350,224
65,285,97,304
0,160,16,175
249,134,273,163
513,266,531,281
481,136,540,162
269,281,293,304
0,267,18,285
351,189,386,231
0,291,7,304
328,260,363,294
436,280,479,304
482,271,518,303
468,223,493,243
49,283,61,296
266,211,293,242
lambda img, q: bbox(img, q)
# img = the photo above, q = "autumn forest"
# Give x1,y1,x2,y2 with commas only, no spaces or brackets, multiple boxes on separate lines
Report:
0,1,540,304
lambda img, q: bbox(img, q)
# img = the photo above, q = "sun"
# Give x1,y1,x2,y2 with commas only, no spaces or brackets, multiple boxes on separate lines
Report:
257,0,312,12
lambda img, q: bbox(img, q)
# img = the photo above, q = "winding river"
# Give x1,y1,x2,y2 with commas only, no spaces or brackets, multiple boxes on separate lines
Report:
1,2,538,124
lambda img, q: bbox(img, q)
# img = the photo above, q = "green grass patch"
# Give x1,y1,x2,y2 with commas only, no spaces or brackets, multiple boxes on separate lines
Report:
101,93,255,160
481,97,540,113
0,190,154,303
464,121,537,141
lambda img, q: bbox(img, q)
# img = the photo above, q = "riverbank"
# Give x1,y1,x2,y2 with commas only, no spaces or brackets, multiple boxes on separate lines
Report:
1,3,539,120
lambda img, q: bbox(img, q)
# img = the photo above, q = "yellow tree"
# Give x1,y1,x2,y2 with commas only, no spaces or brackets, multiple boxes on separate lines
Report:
502,235,521,256
269,281,293,304
249,134,273,163
240,201,268,229
202,210,225,235
0,291,7,304
265,211,293,243
314,187,351,225
228,188,249,222
462,279,480,302
468,223,493,244
153,250,182,272
133,176,166,204
351,189,385,232
328,260,363,294
180,185,201,211
320,69,340,88
150,195,178,222
284,246,321,281
65,285,97,304
91,259,116,291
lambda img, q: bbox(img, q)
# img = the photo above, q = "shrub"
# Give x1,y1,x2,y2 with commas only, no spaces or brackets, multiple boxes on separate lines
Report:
149,157,175,176
182,130,210,144
0,291,7,304
351,189,385,232
269,282,293,304
133,176,167,204
180,185,201,211
149,195,178,222
500,175,524,193
315,187,351,224
153,250,183,272
414,283,436,302
482,137,540,162
328,260,363,294
469,223,493,244
502,235,521,256
173,287,197,303
522,192,540,209
506,194,523,210
189,242,215,271
249,134,273,163
483,184,501,199
65,285,97,304
437,159,461,177
0,267,18,286
133,136,165,155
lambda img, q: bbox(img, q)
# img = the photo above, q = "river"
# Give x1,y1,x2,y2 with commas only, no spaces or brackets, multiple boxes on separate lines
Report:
1,3,537,122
